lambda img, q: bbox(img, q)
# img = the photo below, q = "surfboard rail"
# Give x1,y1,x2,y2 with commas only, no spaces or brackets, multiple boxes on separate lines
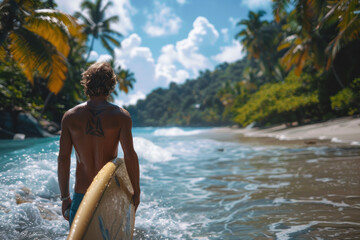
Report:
67,158,135,240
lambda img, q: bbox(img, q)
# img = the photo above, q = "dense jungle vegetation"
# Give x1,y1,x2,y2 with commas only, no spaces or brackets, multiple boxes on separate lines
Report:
0,0,134,125
0,0,359,130
127,0,360,127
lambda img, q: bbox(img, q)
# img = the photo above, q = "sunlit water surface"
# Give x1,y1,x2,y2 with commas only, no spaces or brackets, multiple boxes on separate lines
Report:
0,127,359,239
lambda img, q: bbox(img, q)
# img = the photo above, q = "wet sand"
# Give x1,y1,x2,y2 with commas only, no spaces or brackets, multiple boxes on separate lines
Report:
203,116,360,146
198,117,360,238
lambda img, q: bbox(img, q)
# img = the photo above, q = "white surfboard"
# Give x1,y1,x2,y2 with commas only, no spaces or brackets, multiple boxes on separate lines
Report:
68,158,135,240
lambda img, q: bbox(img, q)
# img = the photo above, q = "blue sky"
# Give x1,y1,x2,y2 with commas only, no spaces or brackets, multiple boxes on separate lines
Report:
56,0,273,106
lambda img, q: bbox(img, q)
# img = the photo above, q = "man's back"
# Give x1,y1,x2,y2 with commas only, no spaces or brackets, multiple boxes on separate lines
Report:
58,62,140,225
62,100,131,193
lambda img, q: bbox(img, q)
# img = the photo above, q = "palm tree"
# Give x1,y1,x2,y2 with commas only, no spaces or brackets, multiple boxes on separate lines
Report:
113,60,136,93
274,0,359,78
236,10,268,60
117,69,136,94
75,0,122,62
236,10,284,83
0,0,83,94
274,1,323,75
321,0,360,68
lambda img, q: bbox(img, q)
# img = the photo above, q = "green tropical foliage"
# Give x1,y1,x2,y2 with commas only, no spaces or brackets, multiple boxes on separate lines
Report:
1,0,359,132
330,78,360,116
126,61,246,127
0,0,135,128
127,0,359,128
226,0,360,127
0,0,84,94
234,71,319,126
236,10,268,60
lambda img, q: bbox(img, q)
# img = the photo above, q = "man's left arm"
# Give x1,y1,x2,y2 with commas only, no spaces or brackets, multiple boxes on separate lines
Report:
119,114,140,211
58,114,73,220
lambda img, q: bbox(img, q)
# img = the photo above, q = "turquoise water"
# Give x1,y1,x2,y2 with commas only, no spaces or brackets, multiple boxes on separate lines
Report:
0,127,360,239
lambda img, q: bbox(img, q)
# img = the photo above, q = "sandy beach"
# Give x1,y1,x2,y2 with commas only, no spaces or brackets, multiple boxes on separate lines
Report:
204,116,360,146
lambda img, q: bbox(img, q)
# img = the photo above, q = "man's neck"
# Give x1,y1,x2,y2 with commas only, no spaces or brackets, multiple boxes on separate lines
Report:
87,96,109,107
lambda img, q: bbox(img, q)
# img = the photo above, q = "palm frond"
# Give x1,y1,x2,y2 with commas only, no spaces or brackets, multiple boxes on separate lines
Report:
24,15,70,57
272,0,290,23
103,33,120,47
20,0,37,11
295,47,309,76
103,15,119,24
9,28,67,94
277,35,296,51
47,53,67,94
74,11,95,29
102,28,122,37
80,0,95,11
94,0,103,22
0,45,7,62
9,29,51,83
101,1,113,12
34,9,86,42
100,36,113,55
323,0,360,63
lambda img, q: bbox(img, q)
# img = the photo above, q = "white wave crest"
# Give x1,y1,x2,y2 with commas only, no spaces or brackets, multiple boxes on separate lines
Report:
270,221,360,240
153,127,204,136
134,137,174,162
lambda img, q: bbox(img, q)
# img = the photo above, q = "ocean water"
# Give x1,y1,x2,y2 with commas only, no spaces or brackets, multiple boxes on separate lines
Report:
0,127,360,239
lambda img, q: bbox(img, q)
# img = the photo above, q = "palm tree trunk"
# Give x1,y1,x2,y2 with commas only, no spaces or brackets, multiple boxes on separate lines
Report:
0,0,17,46
85,36,95,62
41,92,54,116
331,63,345,89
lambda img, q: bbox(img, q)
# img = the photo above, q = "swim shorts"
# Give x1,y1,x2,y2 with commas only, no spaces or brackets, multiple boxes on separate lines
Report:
69,192,85,227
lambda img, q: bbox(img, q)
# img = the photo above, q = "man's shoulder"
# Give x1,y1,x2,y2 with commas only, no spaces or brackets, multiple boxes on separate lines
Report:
111,104,131,119
62,103,86,121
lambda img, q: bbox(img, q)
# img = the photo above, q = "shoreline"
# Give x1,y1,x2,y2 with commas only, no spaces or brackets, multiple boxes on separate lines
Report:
203,116,360,147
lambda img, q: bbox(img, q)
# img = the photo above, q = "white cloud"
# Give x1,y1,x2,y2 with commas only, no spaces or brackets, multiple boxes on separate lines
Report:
143,2,181,37
114,35,156,84
113,34,169,103
156,62,190,84
155,16,219,84
187,16,219,45
115,91,146,106
107,0,137,35
221,28,229,42
110,34,162,105
96,54,113,63
176,16,219,74
55,0,82,15
241,0,272,10
87,50,99,61
212,40,245,63
176,0,186,4
113,18,221,104
155,44,189,84
56,0,136,36
128,91,146,105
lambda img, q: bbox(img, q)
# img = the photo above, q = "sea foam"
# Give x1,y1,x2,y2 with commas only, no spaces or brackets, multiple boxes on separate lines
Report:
133,137,174,162
153,127,204,136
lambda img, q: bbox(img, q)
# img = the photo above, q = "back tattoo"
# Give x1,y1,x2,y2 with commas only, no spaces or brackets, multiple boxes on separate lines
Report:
86,109,106,137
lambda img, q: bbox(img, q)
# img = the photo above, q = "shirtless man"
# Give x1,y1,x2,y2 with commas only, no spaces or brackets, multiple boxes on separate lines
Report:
57,62,140,227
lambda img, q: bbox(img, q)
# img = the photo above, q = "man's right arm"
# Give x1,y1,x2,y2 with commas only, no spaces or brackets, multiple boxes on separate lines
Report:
119,113,140,211
58,113,73,220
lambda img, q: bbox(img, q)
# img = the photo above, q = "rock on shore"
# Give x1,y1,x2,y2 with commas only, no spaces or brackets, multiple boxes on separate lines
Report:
0,111,59,139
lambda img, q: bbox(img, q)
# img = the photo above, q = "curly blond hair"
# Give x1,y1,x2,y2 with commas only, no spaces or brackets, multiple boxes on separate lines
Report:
81,62,116,97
